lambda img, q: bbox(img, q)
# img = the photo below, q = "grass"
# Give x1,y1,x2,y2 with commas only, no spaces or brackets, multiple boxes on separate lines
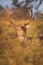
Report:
0,16,43,65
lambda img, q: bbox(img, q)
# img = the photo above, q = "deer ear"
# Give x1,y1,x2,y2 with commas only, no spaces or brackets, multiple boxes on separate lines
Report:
26,25,30,29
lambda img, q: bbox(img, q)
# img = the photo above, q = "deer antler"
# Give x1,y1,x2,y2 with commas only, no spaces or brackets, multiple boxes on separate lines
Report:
8,19,18,30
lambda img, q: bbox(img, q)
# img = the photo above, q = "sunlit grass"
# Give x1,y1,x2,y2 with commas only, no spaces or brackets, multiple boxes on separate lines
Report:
0,16,43,65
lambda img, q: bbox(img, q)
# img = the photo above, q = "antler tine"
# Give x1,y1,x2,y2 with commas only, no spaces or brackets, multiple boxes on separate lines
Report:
8,19,18,29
